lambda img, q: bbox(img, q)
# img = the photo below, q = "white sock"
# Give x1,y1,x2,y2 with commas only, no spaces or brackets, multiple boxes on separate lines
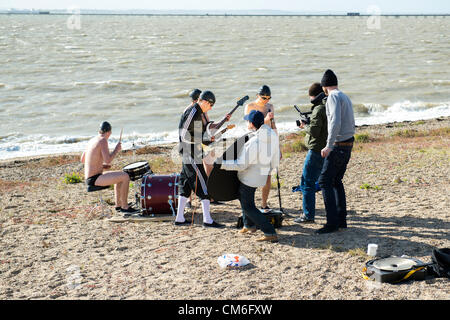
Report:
201,199,213,224
175,196,189,222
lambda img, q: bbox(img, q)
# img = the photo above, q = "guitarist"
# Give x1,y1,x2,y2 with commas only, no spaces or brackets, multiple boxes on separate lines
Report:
186,89,232,206
175,90,232,228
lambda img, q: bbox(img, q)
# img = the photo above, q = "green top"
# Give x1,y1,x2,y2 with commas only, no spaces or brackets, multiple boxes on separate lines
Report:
304,103,328,152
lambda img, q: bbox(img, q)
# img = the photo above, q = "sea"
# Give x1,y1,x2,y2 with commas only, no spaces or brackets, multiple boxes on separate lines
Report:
1,14,449,160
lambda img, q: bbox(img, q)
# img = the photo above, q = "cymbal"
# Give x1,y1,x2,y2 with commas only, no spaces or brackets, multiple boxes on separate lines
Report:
372,257,418,271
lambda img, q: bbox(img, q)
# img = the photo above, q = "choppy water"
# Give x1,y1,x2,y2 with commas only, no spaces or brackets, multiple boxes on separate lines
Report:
1,15,449,160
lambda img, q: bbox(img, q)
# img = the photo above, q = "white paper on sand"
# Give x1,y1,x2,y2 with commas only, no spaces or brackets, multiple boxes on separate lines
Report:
217,254,250,268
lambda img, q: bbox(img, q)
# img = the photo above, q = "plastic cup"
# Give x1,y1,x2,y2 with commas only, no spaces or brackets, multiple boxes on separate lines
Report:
367,244,378,256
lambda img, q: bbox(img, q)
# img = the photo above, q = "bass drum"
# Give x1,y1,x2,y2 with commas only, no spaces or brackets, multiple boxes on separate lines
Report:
140,173,180,215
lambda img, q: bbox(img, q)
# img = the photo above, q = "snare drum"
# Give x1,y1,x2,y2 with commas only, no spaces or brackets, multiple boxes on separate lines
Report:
141,174,180,215
123,161,151,181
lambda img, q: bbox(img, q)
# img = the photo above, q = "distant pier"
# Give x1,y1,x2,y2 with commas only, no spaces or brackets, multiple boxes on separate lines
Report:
1,11,449,17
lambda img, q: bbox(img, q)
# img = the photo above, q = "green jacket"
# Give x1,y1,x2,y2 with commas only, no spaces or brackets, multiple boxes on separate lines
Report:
304,103,328,152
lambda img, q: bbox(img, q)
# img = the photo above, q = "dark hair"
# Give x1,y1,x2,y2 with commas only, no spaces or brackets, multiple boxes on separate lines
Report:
99,121,112,134
308,83,323,97
244,110,265,129
189,88,202,101
253,119,264,129
258,85,271,97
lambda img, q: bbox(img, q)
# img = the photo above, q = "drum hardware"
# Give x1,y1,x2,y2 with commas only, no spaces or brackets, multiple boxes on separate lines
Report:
87,185,112,218
168,199,176,216
134,192,140,210
132,142,136,161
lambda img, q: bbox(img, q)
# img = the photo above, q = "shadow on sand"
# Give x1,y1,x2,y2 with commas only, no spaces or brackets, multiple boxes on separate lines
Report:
212,205,448,259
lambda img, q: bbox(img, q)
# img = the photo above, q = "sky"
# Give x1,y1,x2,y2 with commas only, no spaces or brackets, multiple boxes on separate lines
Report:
2,0,449,14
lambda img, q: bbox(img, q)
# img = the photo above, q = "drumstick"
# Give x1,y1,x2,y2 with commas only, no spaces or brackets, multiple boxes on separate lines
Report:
119,128,123,143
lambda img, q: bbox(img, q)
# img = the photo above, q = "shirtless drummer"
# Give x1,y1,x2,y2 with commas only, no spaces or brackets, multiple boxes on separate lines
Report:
81,121,138,213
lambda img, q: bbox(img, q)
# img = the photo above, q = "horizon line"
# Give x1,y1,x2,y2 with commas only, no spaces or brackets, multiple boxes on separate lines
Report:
1,8,450,15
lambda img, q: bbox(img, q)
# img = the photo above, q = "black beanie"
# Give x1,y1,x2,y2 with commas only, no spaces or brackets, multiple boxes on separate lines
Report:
199,90,216,105
321,69,338,87
258,85,271,97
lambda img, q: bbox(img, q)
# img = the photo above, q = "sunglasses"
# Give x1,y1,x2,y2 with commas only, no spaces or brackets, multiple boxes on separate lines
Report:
260,96,271,100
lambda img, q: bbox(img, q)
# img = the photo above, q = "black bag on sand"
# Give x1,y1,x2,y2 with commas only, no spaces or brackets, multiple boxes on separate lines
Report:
236,211,283,229
428,248,450,278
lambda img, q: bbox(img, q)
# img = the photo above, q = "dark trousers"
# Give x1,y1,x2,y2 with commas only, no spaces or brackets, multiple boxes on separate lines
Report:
318,145,353,227
179,160,210,200
238,182,276,236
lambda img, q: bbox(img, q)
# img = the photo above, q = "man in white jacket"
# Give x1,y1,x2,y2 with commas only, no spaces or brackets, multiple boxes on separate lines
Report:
217,110,280,242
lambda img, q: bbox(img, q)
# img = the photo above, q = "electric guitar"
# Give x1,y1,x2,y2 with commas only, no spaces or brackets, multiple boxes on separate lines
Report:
202,124,236,153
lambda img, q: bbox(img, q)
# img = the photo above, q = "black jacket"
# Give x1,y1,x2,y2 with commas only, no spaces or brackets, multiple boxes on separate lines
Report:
178,103,213,161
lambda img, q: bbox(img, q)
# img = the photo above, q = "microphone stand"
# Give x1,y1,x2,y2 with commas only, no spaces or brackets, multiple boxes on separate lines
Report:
270,118,287,217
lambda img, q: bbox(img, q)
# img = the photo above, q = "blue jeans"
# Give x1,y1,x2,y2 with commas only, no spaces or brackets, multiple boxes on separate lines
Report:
238,182,276,236
300,150,324,220
318,145,353,227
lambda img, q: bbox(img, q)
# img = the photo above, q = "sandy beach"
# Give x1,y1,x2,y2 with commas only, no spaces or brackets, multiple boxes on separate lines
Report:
0,117,449,300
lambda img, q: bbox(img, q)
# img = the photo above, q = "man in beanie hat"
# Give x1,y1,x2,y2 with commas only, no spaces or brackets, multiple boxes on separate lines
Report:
316,69,355,234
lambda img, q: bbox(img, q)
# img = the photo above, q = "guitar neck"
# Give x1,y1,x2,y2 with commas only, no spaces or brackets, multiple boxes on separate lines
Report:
213,127,230,140
213,105,240,131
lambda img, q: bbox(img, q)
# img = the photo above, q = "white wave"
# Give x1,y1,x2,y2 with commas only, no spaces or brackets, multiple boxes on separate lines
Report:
0,130,181,161
1,100,448,161
73,79,147,88
356,101,450,125
432,80,450,86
